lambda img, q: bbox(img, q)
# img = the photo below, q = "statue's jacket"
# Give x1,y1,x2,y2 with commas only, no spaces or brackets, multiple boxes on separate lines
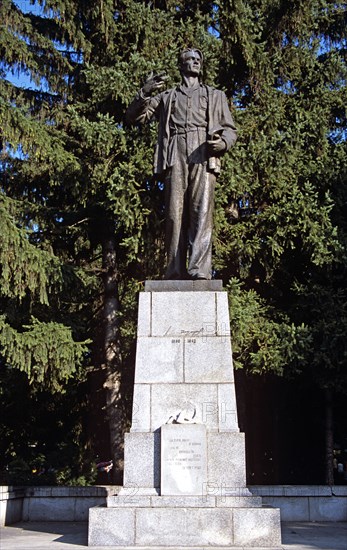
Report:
126,85,237,176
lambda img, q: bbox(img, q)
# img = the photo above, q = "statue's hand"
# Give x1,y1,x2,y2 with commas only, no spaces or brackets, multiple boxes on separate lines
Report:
207,135,226,154
142,72,168,96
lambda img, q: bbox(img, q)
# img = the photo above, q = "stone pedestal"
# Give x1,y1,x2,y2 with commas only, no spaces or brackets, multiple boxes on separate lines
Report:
88,281,282,547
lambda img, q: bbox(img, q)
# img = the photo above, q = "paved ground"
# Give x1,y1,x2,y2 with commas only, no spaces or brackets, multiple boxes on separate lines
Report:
0,521,346,550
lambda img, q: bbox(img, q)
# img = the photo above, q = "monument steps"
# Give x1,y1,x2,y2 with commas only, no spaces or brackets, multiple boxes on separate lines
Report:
89,504,281,546
107,495,263,507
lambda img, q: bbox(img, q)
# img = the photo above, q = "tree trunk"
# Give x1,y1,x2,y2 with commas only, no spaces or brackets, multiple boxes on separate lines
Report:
325,388,334,486
102,233,124,484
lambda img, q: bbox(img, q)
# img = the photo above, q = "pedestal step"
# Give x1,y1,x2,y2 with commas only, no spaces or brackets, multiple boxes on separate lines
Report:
88,505,281,547
107,495,262,507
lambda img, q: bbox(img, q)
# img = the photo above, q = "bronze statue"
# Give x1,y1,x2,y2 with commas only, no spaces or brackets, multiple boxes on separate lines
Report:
126,49,237,280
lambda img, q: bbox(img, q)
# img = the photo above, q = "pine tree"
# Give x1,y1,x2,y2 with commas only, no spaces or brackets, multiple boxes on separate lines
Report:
1,0,346,484
214,0,347,483
1,0,222,481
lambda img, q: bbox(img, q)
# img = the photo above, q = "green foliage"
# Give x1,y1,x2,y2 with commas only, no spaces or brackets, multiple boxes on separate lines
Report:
0,316,89,392
213,0,347,390
291,280,347,392
0,196,61,304
228,278,312,374
1,0,346,483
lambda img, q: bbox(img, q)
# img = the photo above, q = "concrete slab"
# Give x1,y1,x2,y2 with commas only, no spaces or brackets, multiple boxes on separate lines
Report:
218,383,239,431
130,383,151,432
1,521,347,549
135,337,184,383
88,508,135,546
184,337,234,383
262,496,310,522
123,432,160,488
216,292,231,336
150,383,219,431
309,496,347,521
151,291,217,336
233,507,281,547
207,431,247,487
137,292,151,336
135,508,233,546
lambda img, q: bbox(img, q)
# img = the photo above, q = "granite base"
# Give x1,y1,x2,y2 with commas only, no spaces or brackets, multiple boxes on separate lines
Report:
88,501,281,547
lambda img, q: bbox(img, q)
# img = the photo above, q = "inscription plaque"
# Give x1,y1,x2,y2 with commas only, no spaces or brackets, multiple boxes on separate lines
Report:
161,424,207,495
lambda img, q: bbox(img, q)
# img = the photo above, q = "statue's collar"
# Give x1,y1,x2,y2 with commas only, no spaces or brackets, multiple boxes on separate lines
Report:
177,83,201,96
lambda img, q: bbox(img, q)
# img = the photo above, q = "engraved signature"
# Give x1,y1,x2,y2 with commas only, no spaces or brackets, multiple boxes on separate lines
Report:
163,326,205,336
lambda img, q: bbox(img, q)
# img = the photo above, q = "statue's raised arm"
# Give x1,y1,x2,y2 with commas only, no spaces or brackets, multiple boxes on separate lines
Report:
126,49,237,280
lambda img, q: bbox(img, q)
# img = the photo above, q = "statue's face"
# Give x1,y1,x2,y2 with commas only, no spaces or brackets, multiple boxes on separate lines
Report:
180,50,202,77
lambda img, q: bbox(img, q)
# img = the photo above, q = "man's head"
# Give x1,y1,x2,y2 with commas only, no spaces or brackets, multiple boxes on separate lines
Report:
179,48,203,77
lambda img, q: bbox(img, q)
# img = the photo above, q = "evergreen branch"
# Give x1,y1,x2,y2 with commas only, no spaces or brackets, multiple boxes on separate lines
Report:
0,97,79,172
0,315,90,392
0,196,62,304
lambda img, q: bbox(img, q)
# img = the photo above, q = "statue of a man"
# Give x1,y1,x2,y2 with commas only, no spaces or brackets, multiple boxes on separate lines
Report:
126,48,237,280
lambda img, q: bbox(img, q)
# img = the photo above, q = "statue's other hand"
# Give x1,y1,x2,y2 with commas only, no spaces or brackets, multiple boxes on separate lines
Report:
207,136,226,154
142,72,168,96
